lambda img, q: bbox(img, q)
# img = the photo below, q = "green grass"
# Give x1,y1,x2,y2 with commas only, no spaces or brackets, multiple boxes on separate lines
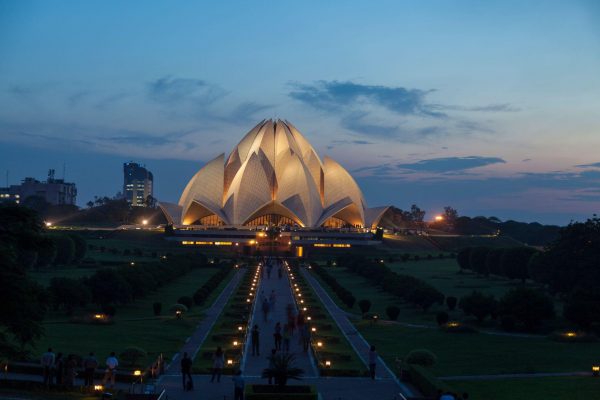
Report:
36,267,233,367
451,376,600,400
357,321,600,376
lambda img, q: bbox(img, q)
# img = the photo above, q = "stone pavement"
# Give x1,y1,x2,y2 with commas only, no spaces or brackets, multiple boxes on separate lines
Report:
163,267,246,374
300,267,418,398
241,259,318,378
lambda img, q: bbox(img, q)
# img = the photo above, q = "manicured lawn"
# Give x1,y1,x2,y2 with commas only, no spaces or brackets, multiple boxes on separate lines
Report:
357,321,600,376
36,266,234,367
451,376,600,400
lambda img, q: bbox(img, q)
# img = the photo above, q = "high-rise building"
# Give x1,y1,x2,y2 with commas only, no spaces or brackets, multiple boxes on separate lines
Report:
123,162,153,207
0,169,77,206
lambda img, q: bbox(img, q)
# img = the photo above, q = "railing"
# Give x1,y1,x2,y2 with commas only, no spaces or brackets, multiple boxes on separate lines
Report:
239,263,261,366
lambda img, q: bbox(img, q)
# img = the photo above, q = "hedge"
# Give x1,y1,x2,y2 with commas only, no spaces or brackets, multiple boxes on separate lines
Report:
405,364,456,398
310,262,356,308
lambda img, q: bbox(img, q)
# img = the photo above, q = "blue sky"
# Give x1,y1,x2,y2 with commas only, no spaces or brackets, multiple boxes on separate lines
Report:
1,0,599,224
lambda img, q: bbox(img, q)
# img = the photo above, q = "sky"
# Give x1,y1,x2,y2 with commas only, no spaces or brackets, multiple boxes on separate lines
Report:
1,0,599,225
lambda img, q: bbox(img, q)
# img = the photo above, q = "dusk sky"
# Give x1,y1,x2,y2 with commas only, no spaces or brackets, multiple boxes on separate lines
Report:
1,1,599,225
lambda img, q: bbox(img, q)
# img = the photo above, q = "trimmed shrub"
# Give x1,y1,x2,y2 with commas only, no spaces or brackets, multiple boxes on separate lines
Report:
386,305,400,321
153,302,162,316
498,288,554,330
405,349,437,367
405,364,456,398
459,291,497,323
436,311,449,326
446,296,457,311
120,346,147,367
177,296,193,310
358,299,372,315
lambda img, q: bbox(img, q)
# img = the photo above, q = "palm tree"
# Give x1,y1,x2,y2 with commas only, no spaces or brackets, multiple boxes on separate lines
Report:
261,353,304,387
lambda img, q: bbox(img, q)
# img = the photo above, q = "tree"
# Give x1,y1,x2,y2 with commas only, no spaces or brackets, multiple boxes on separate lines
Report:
86,200,94,208
67,234,87,262
446,296,457,311
469,247,490,275
48,277,91,314
0,244,47,354
498,288,554,331
22,195,50,215
459,291,497,323
485,248,505,276
436,311,449,326
563,288,600,330
386,305,400,321
261,353,304,387
86,268,132,306
443,206,459,228
408,285,444,311
49,233,76,265
358,299,372,315
456,248,473,271
501,247,538,282
410,204,426,227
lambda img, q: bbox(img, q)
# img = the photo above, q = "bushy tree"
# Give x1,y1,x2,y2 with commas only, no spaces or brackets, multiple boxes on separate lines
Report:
49,277,91,314
469,247,490,275
501,247,538,282
485,248,505,276
498,288,554,331
436,311,449,326
563,288,600,330
358,299,372,315
456,248,473,271
446,296,457,311
49,233,76,265
86,268,132,306
459,291,497,323
67,233,87,262
386,305,400,321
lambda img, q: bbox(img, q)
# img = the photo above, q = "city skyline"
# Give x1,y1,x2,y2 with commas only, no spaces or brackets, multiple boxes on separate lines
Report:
1,1,599,224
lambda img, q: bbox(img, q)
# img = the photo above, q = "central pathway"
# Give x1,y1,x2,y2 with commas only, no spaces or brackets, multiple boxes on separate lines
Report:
242,259,318,377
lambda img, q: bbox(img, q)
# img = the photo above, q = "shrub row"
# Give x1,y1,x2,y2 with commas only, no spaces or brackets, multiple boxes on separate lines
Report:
48,254,213,314
193,267,232,306
337,255,444,311
310,262,356,308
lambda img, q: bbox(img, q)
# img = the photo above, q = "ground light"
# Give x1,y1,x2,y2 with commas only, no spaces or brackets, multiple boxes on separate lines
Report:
45,221,52,227
94,384,104,391
227,359,233,365
325,361,331,368
593,365,599,376
142,219,148,225
133,370,142,376
238,326,243,331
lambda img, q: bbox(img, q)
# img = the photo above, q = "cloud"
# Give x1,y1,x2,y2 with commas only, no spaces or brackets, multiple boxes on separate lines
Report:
327,138,375,150
396,156,506,172
289,80,444,117
147,76,227,106
576,161,600,168
432,103,521,113
226,102,272,124
340,112,400,138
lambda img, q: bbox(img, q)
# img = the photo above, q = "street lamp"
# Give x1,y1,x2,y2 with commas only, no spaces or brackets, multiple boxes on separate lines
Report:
142,219,148,226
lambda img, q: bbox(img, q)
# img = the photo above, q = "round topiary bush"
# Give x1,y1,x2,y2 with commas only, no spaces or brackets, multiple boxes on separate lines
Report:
177,296,193,309
436,311,449,326
152,302,162,316
120,346,147,367
405,349,437,367
386,305,401,321
446,296,457,311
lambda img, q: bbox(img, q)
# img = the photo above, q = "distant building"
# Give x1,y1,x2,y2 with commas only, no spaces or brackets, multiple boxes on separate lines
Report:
0,169,77,205
123,162,153,207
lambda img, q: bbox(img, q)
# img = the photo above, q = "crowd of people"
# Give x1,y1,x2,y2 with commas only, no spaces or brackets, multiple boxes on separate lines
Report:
40,348,119,389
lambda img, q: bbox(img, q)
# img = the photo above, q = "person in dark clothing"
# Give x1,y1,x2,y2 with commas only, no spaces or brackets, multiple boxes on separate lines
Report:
251,325,260,356
267,349,277,384
273,322,282,351
83,352,98,387
232,370,245,400
54,353,64,386
180,352,193,390
64,355,77,387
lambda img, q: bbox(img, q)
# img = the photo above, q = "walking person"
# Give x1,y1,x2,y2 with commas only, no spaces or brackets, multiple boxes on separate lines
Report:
41,348,55,387
232,370,245,400
101,352,119,389
64,355,77,387
269,290,276,312
282,323,291,353
368,345,377,380
262,298,270,322
180,352,193,390
273,322,282,351
83,352,98,388
54,352,64,386
251,324,260,356
267,349,277,385
210,347,224,383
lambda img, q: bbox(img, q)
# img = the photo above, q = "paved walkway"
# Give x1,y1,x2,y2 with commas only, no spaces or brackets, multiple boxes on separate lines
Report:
164,268,246,374
242,259,318,378
439,371,591,381
300,267,418,398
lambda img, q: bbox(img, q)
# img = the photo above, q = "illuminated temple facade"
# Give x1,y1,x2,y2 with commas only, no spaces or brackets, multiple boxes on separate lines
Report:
159,119,389,228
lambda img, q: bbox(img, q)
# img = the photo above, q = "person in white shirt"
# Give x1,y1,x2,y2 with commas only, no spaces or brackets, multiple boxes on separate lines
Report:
102,352,119,388
368,345,378,380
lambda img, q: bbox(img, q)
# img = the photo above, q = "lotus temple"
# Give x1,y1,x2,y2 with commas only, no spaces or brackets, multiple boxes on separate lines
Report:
159,119,392,251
